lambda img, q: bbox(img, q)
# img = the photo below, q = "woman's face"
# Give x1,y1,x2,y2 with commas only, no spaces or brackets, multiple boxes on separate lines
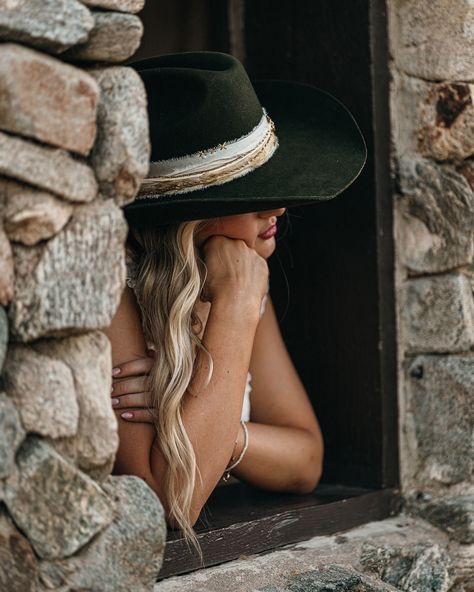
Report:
194,207,287,259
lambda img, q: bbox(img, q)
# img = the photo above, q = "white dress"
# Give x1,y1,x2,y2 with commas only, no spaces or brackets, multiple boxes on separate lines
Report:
126,264,268,423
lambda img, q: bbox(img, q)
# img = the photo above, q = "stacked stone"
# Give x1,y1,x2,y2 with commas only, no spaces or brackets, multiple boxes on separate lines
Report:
0,1,166,590
389,1,474,590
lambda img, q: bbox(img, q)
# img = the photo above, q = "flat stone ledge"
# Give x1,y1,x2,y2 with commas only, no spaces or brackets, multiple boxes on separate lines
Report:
154,515,455,592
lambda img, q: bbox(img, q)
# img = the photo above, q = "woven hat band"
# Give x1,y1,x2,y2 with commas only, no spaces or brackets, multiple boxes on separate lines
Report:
138,108,278,198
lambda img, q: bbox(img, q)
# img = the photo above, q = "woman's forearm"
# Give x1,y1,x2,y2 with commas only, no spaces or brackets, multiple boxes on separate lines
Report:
229,421,324,494
149,293,262,519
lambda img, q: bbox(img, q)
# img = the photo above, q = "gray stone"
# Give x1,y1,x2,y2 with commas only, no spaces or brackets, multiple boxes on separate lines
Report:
0,131,97,203
408,495,474,544
41,475,166,591
3,344,79,439
0,306,7,372
0,0,93,53
261,565,401,591
81,0,144,13
0,392,25,479
406,355,474,485
399,273,474,354
65,11,143,62
8,200,127,342
395,159,474,274
32,332,118,481
3,436,114,560
360,542,453,592
0,221,14,306
89,66,150,205
0,43,99,155
389,0,474,81
2,178,73,245
0,507,40,592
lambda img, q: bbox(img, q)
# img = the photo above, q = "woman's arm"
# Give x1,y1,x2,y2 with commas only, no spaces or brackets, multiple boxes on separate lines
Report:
228,295,324,493
104,236,267,527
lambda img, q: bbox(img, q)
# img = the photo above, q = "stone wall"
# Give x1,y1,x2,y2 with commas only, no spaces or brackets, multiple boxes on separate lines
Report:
0,1,166,590
389,0,474,590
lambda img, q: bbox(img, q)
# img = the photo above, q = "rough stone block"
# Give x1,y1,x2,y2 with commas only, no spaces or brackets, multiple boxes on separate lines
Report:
407,494,474,544
389,0,474,81
0,507,40,592
407,355,474,485
8,200,127,342
0,0,93,53
400,273,474,353
40,475,166,591
2,178,73,245
0,44,99,155
256,565,400,591
32,332,118,481
0,306,7,372
0,221,14,306
395,158,474,274
89,66,150,205
0,392,25,479
65,11,143,62
3,436,114,560
0,131,97,202
3,344,79,439
394,74,474,163
80,0,144,13
360,542,453,592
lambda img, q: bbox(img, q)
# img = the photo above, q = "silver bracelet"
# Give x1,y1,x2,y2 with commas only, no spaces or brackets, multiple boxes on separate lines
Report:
222,420,249,482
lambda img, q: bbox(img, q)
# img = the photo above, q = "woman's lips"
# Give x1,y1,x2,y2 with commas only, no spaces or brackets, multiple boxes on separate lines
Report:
258,224,277,239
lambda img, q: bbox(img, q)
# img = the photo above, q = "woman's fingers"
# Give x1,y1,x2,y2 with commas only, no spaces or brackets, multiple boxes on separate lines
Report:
117,408,155,423
111,392,150,409
111,376,148,396
111,355,154,378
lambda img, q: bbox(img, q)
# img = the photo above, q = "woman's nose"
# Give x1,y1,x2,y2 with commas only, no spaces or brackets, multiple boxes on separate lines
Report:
258,207,287,218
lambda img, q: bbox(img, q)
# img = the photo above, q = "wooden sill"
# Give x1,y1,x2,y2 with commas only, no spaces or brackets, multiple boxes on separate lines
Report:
158,482,402,580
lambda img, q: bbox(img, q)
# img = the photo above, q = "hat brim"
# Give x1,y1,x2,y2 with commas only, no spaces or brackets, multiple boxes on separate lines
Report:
123,79,367,227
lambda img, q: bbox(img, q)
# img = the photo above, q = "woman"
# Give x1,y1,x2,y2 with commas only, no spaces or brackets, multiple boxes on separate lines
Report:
102,51,366,558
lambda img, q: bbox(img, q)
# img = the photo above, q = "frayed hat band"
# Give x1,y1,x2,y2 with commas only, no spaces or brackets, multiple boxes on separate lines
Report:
138,108,278,198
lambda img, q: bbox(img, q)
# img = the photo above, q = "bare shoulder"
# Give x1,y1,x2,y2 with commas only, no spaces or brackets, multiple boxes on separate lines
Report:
102,285,148,367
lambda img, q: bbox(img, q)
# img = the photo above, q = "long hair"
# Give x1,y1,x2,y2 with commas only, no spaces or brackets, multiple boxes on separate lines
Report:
126,220,213,561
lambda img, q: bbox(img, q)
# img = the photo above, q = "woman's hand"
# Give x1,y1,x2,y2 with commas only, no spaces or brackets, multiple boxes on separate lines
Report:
111,351,155,423
200,235,269,305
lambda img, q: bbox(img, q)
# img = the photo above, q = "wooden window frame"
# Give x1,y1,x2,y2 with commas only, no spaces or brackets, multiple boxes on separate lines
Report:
134,0,399,581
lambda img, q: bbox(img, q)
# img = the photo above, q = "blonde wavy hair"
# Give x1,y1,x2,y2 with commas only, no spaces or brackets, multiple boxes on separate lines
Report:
126,219,213,562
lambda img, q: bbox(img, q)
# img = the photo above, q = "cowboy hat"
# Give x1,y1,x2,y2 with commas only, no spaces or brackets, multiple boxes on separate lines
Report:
123,51,367,226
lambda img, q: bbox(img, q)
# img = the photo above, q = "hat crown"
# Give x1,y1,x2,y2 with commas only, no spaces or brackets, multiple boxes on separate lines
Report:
130,52,264,161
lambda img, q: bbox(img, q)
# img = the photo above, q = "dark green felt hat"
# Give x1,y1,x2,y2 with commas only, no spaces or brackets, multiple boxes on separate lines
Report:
123,51,367,227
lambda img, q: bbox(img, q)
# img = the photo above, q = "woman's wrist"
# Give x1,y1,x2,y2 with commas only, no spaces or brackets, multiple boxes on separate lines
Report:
211,291,262,323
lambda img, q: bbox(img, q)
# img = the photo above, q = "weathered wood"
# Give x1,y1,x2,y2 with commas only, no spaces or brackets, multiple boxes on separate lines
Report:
159,485,401,579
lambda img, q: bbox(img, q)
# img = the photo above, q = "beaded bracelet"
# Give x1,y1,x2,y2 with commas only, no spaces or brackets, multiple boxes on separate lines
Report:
222,420,249,482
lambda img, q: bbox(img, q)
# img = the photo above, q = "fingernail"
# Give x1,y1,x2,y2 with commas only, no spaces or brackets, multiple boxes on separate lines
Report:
121,412,133,419
112,367,121,376
110,385,114,393
112,398,120,407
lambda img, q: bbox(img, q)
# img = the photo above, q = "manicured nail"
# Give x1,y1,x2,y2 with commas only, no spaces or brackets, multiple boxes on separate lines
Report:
112,367,121,376
112,398,120,407
121,412,133,419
